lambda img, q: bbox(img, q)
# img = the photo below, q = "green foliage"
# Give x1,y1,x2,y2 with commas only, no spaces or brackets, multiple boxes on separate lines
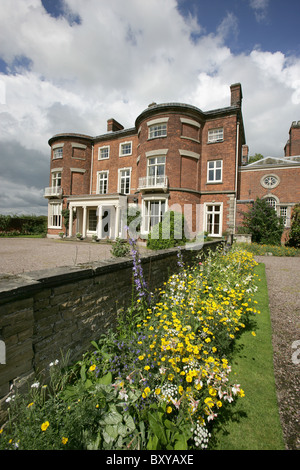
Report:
111,237,130,257
147,210,187,250
235,242,300,257
0,214,47,236
242,198,284,245
247,153,264,164
286,203,300,248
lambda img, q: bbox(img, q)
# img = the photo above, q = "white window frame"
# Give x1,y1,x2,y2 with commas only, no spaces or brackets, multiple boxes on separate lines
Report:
48,203,62,229
147,155,166,186
98,145,110,160
119,141,132,157
208,128,224,143
53,147,63,159
204,203,223,237
118,167,131,195
87,208,98,233
280,206,288,227
207,160,222,183
148,123,167,139
265,197,277,210
147,117,169,140
97,170,109,194
51,171,61,188
142,197,168,234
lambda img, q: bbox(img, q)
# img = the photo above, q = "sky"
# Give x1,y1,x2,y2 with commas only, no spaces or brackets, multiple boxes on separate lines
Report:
0,0,299,216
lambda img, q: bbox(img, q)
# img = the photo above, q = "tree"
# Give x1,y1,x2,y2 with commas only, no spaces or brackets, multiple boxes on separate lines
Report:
247,153,264,164
286,203,300,248
242,197,284,245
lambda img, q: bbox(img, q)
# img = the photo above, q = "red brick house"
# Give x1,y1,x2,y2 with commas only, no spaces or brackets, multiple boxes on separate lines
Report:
237,121,300,242
44,83,299,243
45,83,246,241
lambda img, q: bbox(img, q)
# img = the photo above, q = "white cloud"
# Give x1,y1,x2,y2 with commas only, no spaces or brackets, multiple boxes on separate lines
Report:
0,0,299,214
249,0,269,22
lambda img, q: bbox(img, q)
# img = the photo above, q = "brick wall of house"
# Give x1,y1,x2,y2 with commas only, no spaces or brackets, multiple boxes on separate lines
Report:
285,121,300,156
45,84,246,239
49,137,93,196
239,166,300,203
93,132,138,195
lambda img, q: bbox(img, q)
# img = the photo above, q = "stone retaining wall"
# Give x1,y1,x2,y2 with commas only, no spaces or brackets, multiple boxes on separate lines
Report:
0,241,223,423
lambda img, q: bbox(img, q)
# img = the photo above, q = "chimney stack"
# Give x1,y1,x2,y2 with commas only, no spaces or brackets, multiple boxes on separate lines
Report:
230,83,243,107
242,144,249,164
107,118,124,132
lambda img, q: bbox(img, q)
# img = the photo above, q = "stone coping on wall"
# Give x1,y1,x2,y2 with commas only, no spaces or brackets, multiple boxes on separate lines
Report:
0,240,223,304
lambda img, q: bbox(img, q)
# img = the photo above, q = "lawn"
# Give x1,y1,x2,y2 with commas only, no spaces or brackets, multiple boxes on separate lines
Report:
211,262,285,450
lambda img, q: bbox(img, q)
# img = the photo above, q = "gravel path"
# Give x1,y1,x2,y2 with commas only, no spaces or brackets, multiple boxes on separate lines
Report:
0,238,114,274
255,256,300,450
0,240,299,449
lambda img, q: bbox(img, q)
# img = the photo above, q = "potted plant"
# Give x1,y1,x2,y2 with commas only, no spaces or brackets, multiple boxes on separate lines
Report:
76,232,82,240
92,234,98,242
58,232,64,239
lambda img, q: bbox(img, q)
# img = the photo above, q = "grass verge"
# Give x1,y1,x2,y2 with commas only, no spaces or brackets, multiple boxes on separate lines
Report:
211,262,285,450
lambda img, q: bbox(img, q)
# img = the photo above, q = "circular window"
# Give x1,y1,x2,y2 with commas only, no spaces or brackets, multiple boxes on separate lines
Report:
261,174,280,189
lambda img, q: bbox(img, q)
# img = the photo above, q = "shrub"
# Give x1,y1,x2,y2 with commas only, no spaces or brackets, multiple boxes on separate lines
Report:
286,203,300,248
242,198,284,245
147,211,186,250
111,238,130,257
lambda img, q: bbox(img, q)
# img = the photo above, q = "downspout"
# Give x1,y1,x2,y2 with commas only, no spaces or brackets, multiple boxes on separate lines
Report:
90,143,94,194
233,121,240,235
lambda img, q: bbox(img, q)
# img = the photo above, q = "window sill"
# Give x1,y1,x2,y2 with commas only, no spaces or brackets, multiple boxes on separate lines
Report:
147,136,167,141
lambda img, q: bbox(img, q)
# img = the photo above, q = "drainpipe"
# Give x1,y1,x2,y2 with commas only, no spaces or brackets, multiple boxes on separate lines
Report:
90,144,94,194
233,121,240,235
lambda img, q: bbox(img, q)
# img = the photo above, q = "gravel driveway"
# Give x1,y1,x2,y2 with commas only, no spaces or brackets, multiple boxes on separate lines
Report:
0,238,114,274
0,239,299,449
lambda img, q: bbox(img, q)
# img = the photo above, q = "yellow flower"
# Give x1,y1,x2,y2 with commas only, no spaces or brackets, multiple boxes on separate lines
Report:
238,389,245,397
142,387,151,399
144,365,150,371
155,388,161,395
138,355,144,361
41,421,50,432
166,406,172,414
27,402,34,408
209,387,217,397
251,331,256,336
61,437,68,445
89,364,96,371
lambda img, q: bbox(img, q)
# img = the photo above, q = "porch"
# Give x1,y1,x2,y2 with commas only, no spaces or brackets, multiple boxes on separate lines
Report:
67,194,128,240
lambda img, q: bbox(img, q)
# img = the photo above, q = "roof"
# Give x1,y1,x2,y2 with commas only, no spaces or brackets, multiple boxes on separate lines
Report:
241,155,300,170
